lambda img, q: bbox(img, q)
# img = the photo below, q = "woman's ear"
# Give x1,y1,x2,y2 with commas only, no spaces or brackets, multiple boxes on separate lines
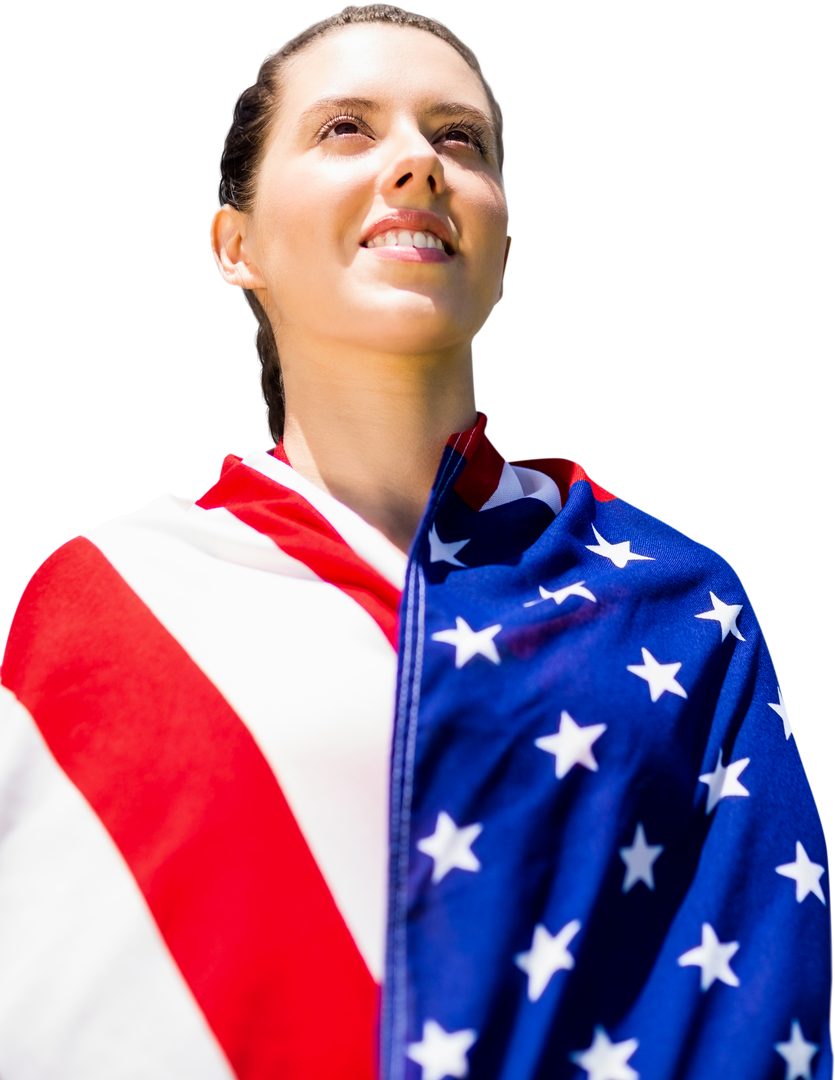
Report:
498,235,512,301
211,206,265,290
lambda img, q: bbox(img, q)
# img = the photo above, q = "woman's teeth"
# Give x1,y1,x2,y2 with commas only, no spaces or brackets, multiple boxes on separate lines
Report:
366,230,445,250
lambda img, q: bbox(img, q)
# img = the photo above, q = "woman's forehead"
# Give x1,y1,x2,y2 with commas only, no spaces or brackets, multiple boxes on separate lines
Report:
278,23,492,124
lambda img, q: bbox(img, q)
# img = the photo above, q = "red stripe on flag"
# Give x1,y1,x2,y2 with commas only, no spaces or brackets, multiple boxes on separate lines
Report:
273,442,291,465
446,417,507,512
445,412,487,462
197,461,400,649
1,539,378,1080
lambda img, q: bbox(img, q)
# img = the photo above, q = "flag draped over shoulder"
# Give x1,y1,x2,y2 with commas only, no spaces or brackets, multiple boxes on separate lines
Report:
0,415,830,1080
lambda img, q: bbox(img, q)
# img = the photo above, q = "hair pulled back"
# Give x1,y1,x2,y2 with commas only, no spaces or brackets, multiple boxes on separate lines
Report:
218,4,504,442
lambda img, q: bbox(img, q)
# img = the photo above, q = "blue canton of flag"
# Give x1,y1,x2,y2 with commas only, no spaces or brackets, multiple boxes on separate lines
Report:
382,419,831,1080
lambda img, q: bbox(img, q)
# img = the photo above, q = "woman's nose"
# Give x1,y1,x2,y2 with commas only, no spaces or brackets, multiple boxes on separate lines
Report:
379,127,445,198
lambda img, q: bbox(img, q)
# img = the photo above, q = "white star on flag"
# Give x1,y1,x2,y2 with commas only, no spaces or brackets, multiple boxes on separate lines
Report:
698,750,750,814
774,1019,819,1080
417,811,482,883
769,686,792,740
677,922,740,990
627,647,687,702
523,581,597,608
406,1019,477,1080
695,591,745,642
619,822,664,892
776,842,826,905
570,1025,639,1080
586,524,653,569
431,617,501,668
515,918,581,1002
535,711,607,779
428,524,470,568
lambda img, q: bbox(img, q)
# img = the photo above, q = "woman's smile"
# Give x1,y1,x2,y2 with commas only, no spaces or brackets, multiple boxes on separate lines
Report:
354,204,453,252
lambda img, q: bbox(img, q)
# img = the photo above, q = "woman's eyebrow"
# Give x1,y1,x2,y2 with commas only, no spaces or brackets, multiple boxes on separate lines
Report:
298,95,494,139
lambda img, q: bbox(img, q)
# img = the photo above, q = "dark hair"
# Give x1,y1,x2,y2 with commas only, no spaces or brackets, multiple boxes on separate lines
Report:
218,4,504,442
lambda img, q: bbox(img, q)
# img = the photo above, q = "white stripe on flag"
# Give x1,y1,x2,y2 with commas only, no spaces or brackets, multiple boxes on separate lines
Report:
481,462,562,515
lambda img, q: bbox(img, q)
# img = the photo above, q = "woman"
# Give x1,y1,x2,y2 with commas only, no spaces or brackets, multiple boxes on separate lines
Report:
0,6,829,1080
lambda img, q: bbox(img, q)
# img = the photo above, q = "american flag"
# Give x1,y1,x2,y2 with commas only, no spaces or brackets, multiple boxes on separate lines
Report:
0,414,829,1079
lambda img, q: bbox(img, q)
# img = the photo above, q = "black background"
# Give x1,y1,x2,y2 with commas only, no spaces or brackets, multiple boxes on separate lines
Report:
3,10,825,825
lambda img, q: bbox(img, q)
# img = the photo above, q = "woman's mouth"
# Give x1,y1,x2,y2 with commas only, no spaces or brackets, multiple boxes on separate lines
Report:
361,230,452,263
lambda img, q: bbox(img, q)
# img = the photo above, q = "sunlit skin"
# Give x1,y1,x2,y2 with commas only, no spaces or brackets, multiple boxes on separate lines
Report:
212,23,510,551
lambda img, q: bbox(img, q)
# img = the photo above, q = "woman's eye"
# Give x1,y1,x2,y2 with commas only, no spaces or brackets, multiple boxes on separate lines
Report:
438,126,484,154
319,116,370,143
332,121,361,137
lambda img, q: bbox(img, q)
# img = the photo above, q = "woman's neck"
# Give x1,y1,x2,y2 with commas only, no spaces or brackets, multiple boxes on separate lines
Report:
280,337,477,553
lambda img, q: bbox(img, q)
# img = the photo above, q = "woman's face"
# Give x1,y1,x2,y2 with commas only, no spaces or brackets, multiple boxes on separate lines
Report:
242,23,509,357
